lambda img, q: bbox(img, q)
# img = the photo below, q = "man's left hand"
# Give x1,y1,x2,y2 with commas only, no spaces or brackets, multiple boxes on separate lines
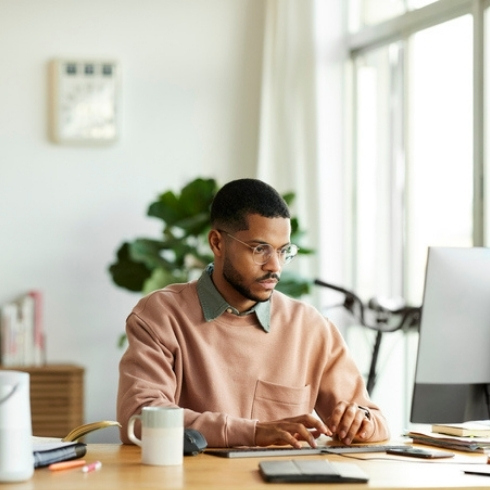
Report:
326,401,374,445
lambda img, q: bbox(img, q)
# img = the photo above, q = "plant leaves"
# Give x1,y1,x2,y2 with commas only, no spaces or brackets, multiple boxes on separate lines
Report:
109,177,314,299
275,271,313,297
147,190,184,226
142,267,188,294
171,211,211,236
108,242,152,292
281,192,295,206
148,178,217,235
129,238,176,270
179,178,217,215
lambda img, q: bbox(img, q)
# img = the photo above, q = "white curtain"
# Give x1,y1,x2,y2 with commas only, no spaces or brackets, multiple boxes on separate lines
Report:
257,0,320,280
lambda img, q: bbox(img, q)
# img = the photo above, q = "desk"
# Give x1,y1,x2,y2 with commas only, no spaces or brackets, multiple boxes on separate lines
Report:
3,444,490,489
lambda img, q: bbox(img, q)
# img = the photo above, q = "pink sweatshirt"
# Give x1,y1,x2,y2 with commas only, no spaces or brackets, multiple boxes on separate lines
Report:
117,281,390,447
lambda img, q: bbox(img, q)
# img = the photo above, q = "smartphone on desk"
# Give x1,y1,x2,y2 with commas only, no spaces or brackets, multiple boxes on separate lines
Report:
386,447,454,459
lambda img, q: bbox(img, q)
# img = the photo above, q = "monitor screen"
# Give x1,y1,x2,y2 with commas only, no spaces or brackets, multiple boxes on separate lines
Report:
410,247,490,423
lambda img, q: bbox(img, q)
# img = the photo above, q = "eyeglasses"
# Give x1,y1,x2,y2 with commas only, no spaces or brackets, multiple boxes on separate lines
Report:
217,230,299,265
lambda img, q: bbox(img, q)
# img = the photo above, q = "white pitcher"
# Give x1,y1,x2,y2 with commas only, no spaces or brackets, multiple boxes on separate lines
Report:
0,370,34,482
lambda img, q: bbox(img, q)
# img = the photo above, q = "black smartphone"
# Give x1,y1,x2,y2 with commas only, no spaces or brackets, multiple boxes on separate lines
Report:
386,447,454,459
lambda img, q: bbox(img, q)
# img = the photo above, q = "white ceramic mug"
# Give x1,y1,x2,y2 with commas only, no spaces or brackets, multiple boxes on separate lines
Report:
127,406,184,466
0,371,34,482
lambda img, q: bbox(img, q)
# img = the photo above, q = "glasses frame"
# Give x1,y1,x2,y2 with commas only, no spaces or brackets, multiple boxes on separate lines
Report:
216,229,299,265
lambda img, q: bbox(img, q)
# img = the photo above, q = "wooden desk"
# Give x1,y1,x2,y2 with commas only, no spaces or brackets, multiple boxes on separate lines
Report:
3,444,490,489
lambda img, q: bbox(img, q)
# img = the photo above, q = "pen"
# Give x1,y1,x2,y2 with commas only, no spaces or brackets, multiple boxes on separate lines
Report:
49,459,86,471
81,461,102,473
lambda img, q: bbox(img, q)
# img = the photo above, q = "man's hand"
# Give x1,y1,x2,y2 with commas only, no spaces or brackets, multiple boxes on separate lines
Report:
326,401,374,445
255,414,329,448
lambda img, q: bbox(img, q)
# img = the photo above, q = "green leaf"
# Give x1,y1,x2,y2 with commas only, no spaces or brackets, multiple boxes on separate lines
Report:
147,190,183,225
179,178,217,215
118,333,128,349
108,242,152,292
297,247,315,255
147,178,218,233
172,211,211,236
129,238,175,270
281,192,295,206
276,271,313,297
142,267,188,294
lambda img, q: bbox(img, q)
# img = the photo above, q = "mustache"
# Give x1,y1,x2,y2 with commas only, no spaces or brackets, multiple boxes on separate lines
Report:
257,273,280,282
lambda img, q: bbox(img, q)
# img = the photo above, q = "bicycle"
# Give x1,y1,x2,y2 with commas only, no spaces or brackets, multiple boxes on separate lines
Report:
314,279,421,395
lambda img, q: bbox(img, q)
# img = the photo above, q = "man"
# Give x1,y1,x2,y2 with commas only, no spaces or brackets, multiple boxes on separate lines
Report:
117,178,390,448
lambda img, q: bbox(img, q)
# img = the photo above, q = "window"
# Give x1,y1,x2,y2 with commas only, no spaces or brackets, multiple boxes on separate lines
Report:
350,0,485,306
406,15,473,302
486,7,490,242
346,0,488,432
349,0,440,31
353,42,405,300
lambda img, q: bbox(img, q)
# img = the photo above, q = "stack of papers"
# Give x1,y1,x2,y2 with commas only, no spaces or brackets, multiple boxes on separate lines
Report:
407,429,490,453
431,421,490,438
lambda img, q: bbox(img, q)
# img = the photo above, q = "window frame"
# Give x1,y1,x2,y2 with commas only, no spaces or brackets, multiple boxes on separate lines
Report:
347,0,488,297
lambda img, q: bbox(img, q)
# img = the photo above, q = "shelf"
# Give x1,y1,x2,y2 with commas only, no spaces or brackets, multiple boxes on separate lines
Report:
0,364,84,437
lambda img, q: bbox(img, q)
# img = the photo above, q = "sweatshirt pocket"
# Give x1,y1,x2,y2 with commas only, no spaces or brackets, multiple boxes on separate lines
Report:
251,379,312,421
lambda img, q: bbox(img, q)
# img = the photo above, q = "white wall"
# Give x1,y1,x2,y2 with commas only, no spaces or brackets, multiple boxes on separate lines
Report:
0,0,265,441
0,0,410,443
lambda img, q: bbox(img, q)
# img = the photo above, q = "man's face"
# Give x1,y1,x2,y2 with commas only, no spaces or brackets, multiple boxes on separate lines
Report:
219,214,291,310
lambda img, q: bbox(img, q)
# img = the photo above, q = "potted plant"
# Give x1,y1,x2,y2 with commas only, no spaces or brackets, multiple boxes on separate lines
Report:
108,177,314,344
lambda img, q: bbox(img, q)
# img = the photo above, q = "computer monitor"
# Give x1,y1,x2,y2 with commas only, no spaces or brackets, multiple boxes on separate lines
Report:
410,246,490,423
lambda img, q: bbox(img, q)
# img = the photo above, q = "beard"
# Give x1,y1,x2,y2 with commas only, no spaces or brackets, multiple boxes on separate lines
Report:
222,256,280,303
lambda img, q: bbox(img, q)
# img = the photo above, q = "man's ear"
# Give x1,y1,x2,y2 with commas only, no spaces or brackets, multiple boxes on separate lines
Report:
208,229,224,256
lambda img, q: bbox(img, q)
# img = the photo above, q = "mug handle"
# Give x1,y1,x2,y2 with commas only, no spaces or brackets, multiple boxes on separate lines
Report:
127,414,142,446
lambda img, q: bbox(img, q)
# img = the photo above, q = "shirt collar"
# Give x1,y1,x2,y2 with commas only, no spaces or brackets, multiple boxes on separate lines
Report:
197,264,271,332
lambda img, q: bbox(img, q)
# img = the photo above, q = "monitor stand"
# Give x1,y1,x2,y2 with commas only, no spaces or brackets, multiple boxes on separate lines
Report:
411,383,490,424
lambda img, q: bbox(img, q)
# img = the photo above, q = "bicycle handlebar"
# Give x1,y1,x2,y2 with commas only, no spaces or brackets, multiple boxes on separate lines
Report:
314,278,421,332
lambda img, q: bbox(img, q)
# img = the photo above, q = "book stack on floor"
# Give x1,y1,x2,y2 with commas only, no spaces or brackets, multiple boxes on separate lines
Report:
0,290,44,366
407,421,490,453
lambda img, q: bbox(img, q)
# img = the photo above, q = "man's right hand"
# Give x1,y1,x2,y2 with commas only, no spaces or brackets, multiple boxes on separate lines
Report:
254,414,330,448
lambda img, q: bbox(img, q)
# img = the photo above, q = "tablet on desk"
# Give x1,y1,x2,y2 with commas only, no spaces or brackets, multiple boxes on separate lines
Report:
259,459,369,484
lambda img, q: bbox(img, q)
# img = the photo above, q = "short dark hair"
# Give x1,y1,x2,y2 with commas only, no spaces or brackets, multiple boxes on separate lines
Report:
210,178,290,231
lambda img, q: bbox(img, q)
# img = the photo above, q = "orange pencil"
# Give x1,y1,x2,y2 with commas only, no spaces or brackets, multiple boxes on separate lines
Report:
49,459,86,471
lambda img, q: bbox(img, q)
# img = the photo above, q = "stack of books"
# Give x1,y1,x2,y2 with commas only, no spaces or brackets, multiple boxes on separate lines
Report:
32,420,120,467
407,421,490,453
0,290,44,366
